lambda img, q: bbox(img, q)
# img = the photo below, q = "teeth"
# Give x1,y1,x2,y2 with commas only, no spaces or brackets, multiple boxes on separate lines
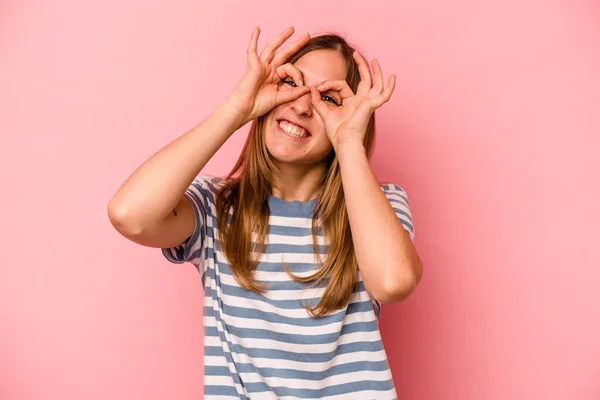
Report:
279,120,308,138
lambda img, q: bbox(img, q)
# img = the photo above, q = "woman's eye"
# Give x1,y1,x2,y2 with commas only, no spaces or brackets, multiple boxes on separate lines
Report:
322,95,340,106
283,80,297,87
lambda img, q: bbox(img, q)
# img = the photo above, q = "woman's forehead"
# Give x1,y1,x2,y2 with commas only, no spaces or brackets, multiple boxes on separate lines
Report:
294,50,347,85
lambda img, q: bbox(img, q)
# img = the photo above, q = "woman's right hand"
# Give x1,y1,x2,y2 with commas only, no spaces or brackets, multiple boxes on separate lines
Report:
226,27,312,128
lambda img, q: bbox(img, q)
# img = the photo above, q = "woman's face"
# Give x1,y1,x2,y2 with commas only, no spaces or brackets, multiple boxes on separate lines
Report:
264,49,348,166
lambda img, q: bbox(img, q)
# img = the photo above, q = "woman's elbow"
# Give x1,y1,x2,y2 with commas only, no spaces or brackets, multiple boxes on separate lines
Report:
376,260,423,304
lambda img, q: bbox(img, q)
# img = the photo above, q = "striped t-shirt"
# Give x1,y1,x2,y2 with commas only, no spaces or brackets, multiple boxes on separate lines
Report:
162,176,415,400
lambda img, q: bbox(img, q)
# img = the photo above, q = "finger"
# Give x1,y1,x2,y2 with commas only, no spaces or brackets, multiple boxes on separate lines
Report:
371,74,396,109
316,80,354,99
247,27,260,66
259,26,295,64
272,33,310,66
371,59,384,94
274,86,311,106
309,86,329,120
276,63,304,86
353,50,372,95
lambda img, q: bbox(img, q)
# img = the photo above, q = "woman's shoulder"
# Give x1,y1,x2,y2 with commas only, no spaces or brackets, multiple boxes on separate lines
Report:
191,175,226,191
378,181,409,200
185,175,228,205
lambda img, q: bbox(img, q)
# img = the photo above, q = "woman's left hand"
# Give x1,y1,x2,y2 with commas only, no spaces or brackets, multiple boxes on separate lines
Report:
310,51,396,151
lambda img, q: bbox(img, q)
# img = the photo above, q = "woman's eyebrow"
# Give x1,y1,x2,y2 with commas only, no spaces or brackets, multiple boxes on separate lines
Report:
296,68,329,89
296,68,306,82
295,68,340,96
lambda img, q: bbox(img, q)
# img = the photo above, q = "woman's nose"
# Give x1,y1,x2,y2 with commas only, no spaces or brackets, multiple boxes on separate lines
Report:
290,91,313,117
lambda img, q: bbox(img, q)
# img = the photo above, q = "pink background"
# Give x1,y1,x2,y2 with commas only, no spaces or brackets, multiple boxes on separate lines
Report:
1,0,599,399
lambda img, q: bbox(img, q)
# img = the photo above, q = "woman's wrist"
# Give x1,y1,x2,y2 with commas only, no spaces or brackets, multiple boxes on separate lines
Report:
335,138,367,160
218,99,250,131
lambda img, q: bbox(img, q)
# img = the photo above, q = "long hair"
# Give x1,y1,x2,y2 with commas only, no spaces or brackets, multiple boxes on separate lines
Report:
215,34,377,317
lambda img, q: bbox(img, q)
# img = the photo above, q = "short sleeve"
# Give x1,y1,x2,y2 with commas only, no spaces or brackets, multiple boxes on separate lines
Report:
161,177,217,271
381,183,415,242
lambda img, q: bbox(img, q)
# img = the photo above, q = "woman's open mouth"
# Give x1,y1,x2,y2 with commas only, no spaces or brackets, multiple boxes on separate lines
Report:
277,120,311,140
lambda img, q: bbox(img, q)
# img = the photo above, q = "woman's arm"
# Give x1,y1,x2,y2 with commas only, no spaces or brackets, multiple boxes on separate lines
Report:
337,142,423,303
309,51,422,303
108,27,311,248
107,102,244,247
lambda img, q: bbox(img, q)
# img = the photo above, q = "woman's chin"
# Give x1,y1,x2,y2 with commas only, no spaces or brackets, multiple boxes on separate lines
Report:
264,130,332,166
265,136,308,164
267,148,305,165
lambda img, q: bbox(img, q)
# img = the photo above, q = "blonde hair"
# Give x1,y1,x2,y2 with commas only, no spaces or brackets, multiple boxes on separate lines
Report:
216,34,377,317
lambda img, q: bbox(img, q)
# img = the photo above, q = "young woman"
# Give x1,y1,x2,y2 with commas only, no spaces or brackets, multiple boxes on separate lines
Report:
108,26,423,400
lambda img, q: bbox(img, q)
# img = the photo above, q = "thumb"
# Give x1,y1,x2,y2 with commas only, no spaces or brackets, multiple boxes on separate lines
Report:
309,86,329,120
273,86,310,107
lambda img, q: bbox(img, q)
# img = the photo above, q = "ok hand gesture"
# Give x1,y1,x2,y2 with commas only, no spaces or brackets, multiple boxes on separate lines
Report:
227,27,311,128
310,51,396,151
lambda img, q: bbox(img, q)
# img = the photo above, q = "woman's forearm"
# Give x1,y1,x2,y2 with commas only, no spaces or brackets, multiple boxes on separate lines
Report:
107,101,244,233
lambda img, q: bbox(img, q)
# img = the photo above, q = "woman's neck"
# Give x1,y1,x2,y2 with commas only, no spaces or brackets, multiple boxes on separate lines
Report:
270,161,327,202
